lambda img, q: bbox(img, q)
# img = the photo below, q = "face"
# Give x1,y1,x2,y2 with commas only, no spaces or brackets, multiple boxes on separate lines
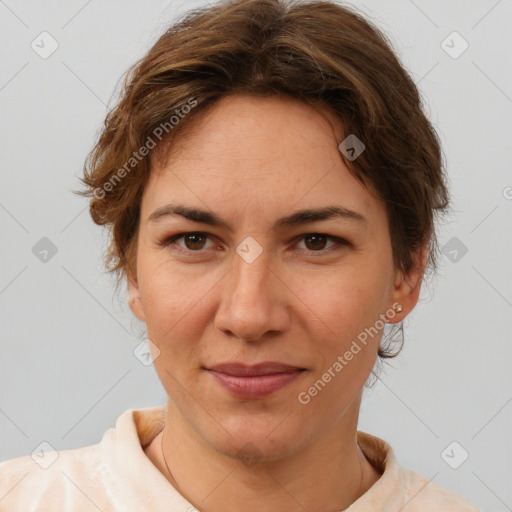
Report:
129,94,422,461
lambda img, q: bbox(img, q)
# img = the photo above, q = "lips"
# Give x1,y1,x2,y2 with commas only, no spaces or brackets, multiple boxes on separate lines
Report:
205,362,306,399
206,362,305,376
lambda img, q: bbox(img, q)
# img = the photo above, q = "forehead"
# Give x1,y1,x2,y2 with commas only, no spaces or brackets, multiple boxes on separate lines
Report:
143,94,384,226
154,94,343,171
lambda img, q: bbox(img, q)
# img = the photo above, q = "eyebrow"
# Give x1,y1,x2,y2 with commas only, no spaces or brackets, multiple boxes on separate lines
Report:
147,203,366,231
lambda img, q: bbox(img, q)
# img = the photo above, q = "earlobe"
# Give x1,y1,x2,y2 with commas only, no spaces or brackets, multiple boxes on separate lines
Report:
388,245,428,323
128,274,146,322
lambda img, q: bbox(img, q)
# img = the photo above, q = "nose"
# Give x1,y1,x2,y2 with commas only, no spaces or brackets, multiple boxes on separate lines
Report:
213,250,290,343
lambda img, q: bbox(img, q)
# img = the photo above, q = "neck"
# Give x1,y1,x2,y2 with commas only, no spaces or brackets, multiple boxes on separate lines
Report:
145,393,381,512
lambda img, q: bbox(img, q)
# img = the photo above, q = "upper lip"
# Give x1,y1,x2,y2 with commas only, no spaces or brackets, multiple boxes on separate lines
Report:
206,362,305,376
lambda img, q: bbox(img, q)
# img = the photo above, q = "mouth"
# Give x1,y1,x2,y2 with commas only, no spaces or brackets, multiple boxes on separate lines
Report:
204,362,307,399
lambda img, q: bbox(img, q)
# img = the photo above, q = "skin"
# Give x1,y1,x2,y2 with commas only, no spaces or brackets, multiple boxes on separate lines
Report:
129,94,426,512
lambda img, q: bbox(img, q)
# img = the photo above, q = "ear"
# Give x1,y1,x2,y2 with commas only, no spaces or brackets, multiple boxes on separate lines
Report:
128,270,146,322
387,244,428,324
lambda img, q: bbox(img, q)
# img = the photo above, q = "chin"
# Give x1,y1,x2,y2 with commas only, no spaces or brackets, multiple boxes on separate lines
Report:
203,413,312,464
216,433,300,464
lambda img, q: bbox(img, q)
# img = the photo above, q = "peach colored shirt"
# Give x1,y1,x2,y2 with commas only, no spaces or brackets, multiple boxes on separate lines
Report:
0,405,480,511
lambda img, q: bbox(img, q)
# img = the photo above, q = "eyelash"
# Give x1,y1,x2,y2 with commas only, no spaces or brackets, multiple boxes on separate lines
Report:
160,232,350,257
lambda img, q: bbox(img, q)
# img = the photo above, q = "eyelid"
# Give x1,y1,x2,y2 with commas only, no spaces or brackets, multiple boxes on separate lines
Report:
161,232,218,255
293,233,350,251
161,231,351,256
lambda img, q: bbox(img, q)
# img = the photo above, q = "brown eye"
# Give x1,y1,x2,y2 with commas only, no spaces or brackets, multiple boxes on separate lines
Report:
295,233,349,255
303,234,330,251
182,233,207,250
162,232,215,254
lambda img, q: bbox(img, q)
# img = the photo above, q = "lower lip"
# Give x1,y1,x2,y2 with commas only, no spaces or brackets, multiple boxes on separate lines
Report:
207,370,304,399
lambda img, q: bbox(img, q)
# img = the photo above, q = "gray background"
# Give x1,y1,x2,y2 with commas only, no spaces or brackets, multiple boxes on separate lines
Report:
1,0,511,510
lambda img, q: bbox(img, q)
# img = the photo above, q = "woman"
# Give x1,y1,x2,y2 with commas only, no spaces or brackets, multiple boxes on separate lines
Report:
0,0,481,510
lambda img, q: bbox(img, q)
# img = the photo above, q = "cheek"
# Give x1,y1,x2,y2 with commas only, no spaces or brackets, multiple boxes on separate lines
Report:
289,265,387,400
290,264,387,342
294,275,382,417
137,254,220,351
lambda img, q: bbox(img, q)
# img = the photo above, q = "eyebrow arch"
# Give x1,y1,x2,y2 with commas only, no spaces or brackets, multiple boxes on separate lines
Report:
147,203,366,231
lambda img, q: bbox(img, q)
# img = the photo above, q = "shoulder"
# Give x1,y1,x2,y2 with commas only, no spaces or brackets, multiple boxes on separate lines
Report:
0,405,169,511
396,466,481,511
0,442,109,511
354,431,481,512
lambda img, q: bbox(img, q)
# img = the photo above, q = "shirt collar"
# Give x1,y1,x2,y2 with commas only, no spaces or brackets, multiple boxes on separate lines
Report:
102,404,407,511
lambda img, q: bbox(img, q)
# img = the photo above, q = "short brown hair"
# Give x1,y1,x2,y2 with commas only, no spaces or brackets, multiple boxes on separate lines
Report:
77,0,449,358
